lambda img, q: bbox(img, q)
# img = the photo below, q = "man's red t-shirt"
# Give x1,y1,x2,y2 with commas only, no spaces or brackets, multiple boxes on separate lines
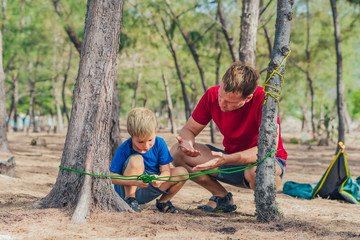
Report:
192,86,287,160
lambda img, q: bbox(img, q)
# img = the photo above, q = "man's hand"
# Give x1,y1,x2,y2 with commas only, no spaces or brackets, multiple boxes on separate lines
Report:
192,151,226,172
176,136,201,157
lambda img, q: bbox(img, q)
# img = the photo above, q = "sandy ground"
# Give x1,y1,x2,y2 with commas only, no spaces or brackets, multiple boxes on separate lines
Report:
1,126,360,240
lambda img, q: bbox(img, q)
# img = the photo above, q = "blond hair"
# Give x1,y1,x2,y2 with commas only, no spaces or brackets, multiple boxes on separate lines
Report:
127,108,157,137
222,62,260,97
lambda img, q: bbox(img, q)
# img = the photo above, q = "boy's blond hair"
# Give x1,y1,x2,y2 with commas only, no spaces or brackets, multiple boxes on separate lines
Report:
222,62,260,98
127,108,157,138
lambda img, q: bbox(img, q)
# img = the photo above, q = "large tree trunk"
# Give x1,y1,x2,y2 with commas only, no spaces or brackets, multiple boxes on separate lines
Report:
239,0,260,67
0,31,10,153
330,0,346,151
255,0,293,223
33,0,130,223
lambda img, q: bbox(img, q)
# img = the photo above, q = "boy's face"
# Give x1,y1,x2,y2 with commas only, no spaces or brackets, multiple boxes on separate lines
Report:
131,132,156,153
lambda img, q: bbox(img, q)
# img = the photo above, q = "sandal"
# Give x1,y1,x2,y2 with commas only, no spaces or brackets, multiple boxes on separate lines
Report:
197,192,237,213
124,197,142,212
156,199,180,213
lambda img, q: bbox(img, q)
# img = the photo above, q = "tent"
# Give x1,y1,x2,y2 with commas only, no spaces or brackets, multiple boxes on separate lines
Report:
283,142,360,204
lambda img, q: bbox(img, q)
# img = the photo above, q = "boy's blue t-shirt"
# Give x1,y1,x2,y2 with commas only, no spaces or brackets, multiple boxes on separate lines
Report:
110,136,173,175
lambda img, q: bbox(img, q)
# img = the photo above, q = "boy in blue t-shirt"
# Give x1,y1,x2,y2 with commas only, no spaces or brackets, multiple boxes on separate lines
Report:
110,108,188,213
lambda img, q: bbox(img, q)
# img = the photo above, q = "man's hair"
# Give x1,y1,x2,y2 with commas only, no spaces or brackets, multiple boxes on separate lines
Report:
127,108,157,137
221,62,260,97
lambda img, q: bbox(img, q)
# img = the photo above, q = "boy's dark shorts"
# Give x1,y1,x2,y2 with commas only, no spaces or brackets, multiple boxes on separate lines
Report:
206,144,286,188
113,154,169,204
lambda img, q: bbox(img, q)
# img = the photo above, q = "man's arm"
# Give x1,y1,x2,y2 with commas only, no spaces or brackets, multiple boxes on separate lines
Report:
193,124,280,171
176,116,207,157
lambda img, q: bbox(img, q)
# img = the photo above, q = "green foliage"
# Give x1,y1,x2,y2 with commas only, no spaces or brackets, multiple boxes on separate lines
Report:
1,0,359,132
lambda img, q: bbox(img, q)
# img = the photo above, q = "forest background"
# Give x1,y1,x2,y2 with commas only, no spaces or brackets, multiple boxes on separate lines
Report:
1,0,360,140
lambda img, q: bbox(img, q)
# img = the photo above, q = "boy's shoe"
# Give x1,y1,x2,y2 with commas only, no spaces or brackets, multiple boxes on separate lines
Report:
124,197,141,212
156,199,180,213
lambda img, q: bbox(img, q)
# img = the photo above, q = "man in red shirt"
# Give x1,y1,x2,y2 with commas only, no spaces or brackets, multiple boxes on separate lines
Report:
170,62,287,212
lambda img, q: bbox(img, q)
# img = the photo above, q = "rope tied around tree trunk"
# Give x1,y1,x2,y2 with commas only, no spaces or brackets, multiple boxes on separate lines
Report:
263,50,291,108
58,149,276,183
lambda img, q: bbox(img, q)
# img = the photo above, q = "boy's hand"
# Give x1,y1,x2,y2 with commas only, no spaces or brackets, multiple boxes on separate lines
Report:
176,136,201,157
151,175,163,188
151,180,163,188
136,180,149,188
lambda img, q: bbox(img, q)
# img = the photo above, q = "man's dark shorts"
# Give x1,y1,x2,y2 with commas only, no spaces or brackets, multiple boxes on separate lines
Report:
206,145,286,188
113,154,169,204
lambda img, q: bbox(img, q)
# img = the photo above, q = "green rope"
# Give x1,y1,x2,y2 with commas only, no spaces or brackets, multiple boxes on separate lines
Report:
59,149,276,183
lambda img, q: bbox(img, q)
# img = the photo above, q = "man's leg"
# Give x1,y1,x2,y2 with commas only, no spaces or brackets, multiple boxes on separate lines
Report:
244,162,284,190
170,142,233,208
157,167,188,203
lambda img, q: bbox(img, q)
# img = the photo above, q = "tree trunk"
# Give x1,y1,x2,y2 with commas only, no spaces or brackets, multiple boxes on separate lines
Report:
239,0,260,67
110,79,122,158
259,0,272,59
255,0,293,223
156,17,192,119
165,2,208,93
330,0,346,151
7,72,18,132
0,31,10,153
217,0,238,62
132,64,142,109
162,73,176,134
210,30,222,144
33,0,130,223
305,0,316,139
62,46,72,123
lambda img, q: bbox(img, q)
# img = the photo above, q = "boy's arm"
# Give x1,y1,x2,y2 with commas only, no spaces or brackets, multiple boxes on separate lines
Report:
151,164,171,188
109,171,149,188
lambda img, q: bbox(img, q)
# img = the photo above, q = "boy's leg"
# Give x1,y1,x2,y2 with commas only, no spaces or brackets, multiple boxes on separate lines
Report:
157,167,188,203
123,154,145,198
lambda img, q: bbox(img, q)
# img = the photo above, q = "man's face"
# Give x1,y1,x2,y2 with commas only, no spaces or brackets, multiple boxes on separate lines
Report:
218,84,253,112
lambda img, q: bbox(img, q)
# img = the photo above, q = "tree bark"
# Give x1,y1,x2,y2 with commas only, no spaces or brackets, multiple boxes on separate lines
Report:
239,0,260,67
33,0,130,223
162,73,177,134
255,0,293,223
62,46,72,123
330,0,346,151
0,31,10,153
